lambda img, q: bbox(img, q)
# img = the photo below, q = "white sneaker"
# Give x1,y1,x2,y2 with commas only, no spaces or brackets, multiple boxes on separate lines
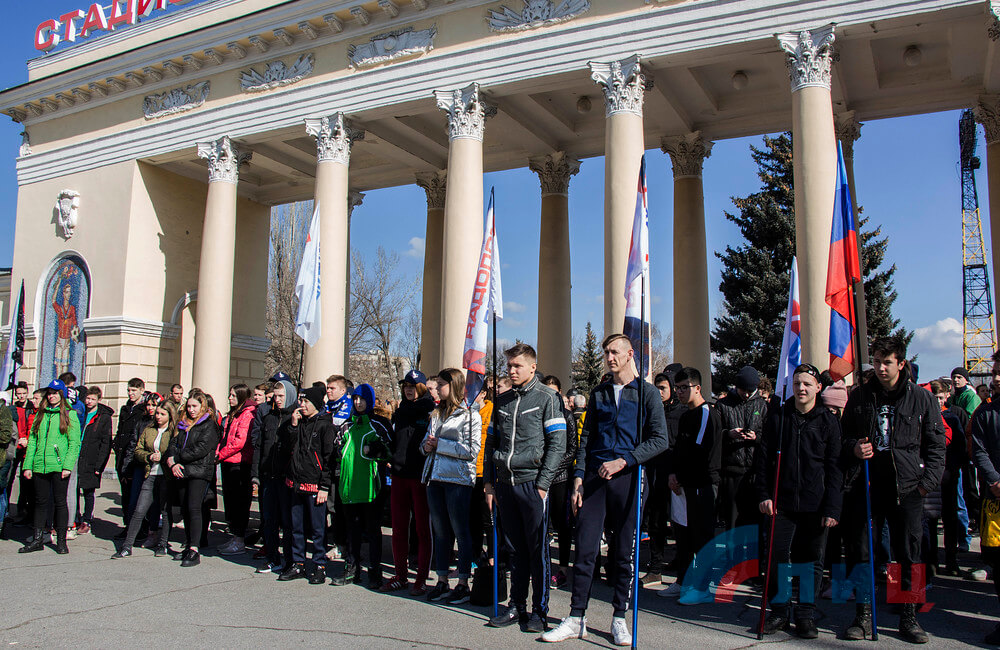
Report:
541,616,587,642
65,528,77,540
611,618,632,646
971,568,989,582
658,582,682,598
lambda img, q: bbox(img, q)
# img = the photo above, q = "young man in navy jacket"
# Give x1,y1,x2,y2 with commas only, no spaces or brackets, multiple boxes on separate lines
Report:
543,334,668,646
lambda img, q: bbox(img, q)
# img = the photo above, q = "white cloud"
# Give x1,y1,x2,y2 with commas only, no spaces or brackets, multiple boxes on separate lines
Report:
910,317,964,380
404,236,425,259
505,301,526,313
652,295,663,305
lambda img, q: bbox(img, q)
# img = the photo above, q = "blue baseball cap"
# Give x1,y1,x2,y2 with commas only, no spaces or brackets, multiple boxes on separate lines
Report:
46,379,67,398
399,370,427,386
270,371,291,383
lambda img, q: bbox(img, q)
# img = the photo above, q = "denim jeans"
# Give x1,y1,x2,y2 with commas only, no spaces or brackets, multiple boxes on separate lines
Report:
426,481,473,579
0,459,14,523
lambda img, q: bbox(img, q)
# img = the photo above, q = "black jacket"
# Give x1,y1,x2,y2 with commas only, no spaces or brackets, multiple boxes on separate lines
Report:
77,403,113,490
716,391,769,475
576,378,669,479
553,404,579,485
841,372,946,498
754,401,843,520
971,399,1000,490
390,395,435,480
119,414,152,472
285,412,338,492
669,402,722,488
253,401,296,481
113,400,143,472
942,405,969,476
166,415,220,482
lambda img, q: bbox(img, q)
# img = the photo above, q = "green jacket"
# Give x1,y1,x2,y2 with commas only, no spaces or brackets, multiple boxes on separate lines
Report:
954,386,982,420
24,406,81,474
0,404,13,467
337,415,389,505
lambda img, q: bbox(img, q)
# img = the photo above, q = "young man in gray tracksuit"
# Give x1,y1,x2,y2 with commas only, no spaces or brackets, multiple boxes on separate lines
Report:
485,343,567,633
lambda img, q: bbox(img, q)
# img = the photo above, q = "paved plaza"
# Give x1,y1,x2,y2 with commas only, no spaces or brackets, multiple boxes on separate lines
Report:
0,490,996,648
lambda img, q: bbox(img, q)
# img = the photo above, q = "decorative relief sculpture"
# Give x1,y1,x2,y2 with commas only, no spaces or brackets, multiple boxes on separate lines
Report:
434,83,496,142
589,54,648,117
304,113,364,164
197,136,251,184
487,0,590,33
777,26,836,92
240,54,315,92
143,81,209,119
55,190,80,239
348,27,437,69
19,131,31,157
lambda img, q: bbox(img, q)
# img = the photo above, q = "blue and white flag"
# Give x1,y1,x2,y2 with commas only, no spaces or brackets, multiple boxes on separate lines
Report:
775,257,802,402
462,188,503,404
624,156,651,379
294,202,322,347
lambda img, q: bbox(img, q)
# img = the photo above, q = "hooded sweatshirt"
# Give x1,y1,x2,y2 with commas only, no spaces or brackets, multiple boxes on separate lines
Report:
336,384,391,504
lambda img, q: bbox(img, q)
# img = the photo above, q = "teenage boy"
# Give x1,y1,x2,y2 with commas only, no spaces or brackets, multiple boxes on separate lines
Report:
755,364,842,639
113,378,145,531
325,375,354,426
76,386,113,534
543,334,668,645
169,384,184,406
970,352,1000,645
841,337,945,643
485,343,566,633
951,367,982,419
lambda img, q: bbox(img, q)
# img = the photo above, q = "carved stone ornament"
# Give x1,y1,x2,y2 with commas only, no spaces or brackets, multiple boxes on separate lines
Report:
196,136,251,184
975,95,1000,145
415,171,447,209
143,81,210,120
488,0,590,33
777,26,836,92
834,111,863,160
348,190,365,217
55,190,80,239
19,131,31,157
240,54,315,93
990,1,1000,41
434,83,497,142
528,153,580,195
304,113,365,164
661,132,713,178
348,27,437,69
589,54,647,117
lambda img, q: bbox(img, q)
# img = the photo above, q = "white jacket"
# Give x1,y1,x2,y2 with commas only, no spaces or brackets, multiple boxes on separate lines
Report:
421,405,482,487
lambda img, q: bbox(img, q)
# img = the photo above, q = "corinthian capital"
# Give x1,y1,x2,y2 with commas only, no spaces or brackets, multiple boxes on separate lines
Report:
990,1,1000,41
589,54,647,117
975,95,1000,145
196,136,251,184
661,132,713,178
777,25,836,92
834,111,863,159
434,82,496,142
415,171,447,210
348,190,365,217
305,114,364,164
528,153,581,195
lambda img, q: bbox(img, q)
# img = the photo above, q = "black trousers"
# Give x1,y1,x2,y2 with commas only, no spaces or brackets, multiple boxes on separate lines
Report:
496,480,550,615
719,471,762,567
178,477,209,549
570,470,646,617
548,480,575,568
766,511,828,620
33,472,69,531
470,477,495,561
845,481,923,599
675,485,718,590
344,498,384,579
644,467,672,573
220,463,252,538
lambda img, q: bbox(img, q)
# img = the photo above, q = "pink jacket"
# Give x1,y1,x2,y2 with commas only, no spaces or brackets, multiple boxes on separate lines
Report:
218,403,256,465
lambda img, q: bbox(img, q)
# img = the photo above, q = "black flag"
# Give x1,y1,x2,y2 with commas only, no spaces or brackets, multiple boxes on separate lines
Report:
5,281,24,391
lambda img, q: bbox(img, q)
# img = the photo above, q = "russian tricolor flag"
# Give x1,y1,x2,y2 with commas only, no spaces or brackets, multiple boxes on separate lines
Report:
825,142,861,381
775,258,801,401
624,155,651,378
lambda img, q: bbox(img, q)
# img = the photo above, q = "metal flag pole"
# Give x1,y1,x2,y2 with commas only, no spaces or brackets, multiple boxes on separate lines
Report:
296,338,305,389
631,274,646,649
757,393,786,639
492,309,499,619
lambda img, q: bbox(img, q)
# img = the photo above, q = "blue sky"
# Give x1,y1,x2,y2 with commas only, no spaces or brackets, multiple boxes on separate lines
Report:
0,2,981,381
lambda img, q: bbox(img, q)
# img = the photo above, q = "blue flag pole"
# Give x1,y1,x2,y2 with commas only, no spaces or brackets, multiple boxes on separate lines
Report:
630,274,645,649
491,309,499,619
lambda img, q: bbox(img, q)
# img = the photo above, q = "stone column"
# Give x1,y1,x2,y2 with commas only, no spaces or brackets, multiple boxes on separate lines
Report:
192,136,250,401
975,96,1000,317
529,153,580,384
590,54,647,337
416,171,447,374
835,111,869,367
345,190,365,371
434,83,494,370
302,113,363,383
661,132,713,385
778,26,837,368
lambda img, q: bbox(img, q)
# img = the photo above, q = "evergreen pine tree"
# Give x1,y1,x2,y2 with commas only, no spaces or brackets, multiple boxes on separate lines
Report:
573,322,604,395
711,133,910,389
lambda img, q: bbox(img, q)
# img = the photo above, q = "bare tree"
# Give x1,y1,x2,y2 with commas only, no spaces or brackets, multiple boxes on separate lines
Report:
650,324,673,374
265,201,312,379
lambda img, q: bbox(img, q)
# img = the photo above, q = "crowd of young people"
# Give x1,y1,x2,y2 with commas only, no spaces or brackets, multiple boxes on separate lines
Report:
3,334,1000,646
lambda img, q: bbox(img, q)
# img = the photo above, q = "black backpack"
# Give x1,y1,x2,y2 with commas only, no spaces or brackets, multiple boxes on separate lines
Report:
470,563,507,606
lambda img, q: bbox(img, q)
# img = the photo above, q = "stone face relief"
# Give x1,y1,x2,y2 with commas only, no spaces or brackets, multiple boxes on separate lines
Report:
240,53,315,92
55,190,80,239
142,81,210,119
348,27,437,69
487,0,590,33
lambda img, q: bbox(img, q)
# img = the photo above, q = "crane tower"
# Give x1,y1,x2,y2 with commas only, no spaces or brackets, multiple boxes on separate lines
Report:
959,109,996,381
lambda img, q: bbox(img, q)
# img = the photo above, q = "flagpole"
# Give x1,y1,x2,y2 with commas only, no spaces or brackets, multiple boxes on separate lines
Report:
631,274,645,649
296,339,305,390
757,394,785,639
491,310,499,619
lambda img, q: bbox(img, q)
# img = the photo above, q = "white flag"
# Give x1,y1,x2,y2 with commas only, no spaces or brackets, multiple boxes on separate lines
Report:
294,202,322,346
775,257,802,402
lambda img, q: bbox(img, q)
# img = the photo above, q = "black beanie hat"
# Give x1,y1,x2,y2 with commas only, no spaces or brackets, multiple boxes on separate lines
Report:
735,366,761,393
302,385,326,412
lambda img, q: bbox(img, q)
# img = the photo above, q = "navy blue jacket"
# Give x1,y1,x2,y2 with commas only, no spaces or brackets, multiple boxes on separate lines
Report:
575,377,669,479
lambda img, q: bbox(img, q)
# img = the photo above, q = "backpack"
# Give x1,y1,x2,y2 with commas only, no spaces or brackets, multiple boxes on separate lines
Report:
470,562,507,606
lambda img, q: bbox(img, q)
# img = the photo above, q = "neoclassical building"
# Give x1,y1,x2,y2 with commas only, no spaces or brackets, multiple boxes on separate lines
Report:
1,0,998,404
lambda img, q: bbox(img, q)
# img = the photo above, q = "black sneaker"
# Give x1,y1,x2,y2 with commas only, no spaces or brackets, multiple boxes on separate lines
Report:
309,566,326,585
446,584,471,605
525,612,546,633
796,618,819,639
154,545,170,558
110,547,132,559
488,605,524,628
180,550,201,567
427,582,451,602
278,563,307,581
